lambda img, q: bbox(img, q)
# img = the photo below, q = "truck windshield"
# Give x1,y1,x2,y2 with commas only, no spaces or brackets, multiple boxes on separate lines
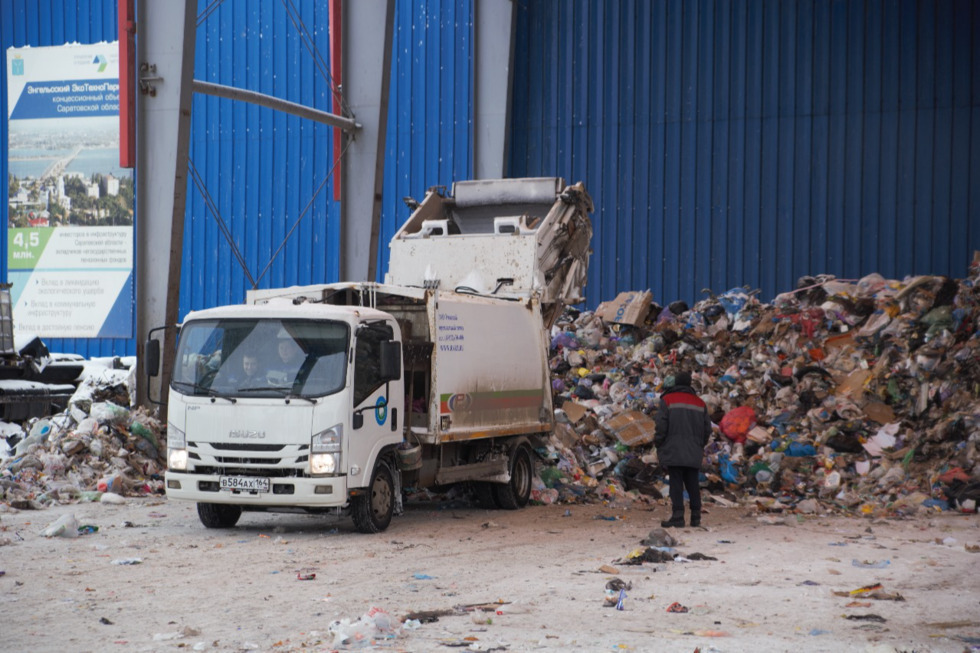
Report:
172,318,350,399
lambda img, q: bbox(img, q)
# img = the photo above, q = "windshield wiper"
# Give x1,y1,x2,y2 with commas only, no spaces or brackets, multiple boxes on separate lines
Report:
172,380,237,404
265,386,317,405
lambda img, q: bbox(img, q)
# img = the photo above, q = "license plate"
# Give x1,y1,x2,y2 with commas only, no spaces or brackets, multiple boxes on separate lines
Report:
219,476,270,492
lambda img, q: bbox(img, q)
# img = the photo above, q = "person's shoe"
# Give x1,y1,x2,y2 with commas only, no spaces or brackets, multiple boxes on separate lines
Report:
660,514,685,528
690,513,701,528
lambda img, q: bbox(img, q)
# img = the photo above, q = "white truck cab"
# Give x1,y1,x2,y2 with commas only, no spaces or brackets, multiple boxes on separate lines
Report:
164,302,404,531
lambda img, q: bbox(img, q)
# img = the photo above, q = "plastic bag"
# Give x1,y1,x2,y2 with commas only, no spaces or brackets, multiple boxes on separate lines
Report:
720,406,756,444
717,453,739,484
90,402,129,425
42,513,79,538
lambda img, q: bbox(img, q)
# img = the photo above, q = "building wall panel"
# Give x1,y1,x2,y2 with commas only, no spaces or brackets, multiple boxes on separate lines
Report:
4,0,980,363
511,0,980,307
378,0,472,277
183,0,335,319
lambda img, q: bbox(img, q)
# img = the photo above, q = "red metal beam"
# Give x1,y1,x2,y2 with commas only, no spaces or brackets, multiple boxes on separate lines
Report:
118,0,136,168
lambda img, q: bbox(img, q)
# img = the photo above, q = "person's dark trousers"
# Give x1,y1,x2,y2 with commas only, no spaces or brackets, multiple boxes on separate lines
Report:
664,466,701,527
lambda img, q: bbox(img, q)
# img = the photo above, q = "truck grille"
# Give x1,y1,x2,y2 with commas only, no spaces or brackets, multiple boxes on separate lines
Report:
214,456,282,465
187,441,310,475
207,443,290,452
194,466,303,478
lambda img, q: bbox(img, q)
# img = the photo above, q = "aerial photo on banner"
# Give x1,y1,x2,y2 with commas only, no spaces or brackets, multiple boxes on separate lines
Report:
6,42,132,339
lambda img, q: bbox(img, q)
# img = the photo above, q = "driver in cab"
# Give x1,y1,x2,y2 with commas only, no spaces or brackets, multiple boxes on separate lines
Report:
269,337,304,386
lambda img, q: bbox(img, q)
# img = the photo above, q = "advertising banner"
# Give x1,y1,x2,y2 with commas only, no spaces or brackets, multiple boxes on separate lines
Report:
6,43,132,338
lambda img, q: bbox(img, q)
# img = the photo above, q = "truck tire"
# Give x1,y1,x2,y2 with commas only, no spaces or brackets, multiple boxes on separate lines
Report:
493,444,533,509
472,481,499,509
197,502,242,529
351,462,394,533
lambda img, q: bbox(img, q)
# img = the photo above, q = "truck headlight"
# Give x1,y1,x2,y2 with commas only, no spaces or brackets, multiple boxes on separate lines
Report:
311,425,342,475
167,422,186,448
310,453,339,475
169,448,189,470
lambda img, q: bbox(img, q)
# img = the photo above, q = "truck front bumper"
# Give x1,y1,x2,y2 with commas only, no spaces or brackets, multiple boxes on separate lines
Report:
165,471,349,508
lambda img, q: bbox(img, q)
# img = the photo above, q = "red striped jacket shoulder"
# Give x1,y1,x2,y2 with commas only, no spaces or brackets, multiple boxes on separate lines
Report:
662,392,706,409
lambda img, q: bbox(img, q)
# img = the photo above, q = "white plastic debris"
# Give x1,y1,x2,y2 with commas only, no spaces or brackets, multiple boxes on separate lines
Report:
99,492,126,505
41,513,79,538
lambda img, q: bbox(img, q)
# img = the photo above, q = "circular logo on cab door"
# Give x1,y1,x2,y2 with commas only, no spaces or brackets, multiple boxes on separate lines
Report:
375,396,388,425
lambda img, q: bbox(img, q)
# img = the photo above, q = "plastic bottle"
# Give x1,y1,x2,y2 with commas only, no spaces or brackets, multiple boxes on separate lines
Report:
30,419,53,439
14,419,53,456
769,452,784,471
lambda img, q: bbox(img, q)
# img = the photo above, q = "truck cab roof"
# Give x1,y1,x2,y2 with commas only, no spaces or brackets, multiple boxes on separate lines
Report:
183,300,393,326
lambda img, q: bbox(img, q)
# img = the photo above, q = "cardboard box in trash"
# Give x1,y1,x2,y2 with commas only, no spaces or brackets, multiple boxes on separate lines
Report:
596,291,653,326
602,410,658,447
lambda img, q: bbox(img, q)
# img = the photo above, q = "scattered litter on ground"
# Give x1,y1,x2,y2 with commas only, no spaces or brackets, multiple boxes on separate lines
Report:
844,613,887,623
1,357,165,513
327,607,401,649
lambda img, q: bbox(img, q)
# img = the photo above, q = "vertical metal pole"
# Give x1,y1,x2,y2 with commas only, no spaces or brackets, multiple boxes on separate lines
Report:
134,0,196,415
329,0,343,203
473,0,516,180
118,0,136,168
339,0,395,282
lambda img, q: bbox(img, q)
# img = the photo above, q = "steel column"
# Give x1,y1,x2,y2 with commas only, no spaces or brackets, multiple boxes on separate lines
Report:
134,0,196,414
474,0,516,180
339,0,395,282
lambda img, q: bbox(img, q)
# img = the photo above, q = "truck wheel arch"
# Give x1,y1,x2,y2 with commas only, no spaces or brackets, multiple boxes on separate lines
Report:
493,438,536,509
350,458,396,533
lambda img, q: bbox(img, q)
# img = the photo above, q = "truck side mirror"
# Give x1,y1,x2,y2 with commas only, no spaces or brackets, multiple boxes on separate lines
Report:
379,340,401,382
144,339,160,377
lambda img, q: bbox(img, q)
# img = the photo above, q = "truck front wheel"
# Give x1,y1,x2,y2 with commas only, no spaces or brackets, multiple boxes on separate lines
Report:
197,503,242,529
493,444,533,509
351,462,394,533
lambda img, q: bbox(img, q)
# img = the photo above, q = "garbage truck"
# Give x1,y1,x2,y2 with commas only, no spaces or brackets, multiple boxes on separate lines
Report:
150,177,592,532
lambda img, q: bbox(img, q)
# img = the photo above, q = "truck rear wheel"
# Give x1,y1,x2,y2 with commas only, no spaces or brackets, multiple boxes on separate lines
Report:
472,481,499,509
197,503,242,529
351,462,394,533
493,444,533,509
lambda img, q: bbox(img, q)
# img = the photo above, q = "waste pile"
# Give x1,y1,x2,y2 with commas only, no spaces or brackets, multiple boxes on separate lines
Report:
2,261,978,519
538,260,980,517
0,362,166,510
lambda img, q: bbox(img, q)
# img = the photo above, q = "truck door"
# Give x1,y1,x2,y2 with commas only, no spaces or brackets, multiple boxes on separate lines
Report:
348,322,403,486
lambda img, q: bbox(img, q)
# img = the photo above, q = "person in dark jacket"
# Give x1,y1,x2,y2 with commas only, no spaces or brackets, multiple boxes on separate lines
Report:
655,371,713,528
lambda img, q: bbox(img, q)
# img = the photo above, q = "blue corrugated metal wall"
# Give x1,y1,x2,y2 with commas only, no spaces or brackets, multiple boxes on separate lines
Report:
510,0,980,308
4,0,979,357
186,1,337,313
1,0,468,358
188,0,472,309
378,0,473,276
